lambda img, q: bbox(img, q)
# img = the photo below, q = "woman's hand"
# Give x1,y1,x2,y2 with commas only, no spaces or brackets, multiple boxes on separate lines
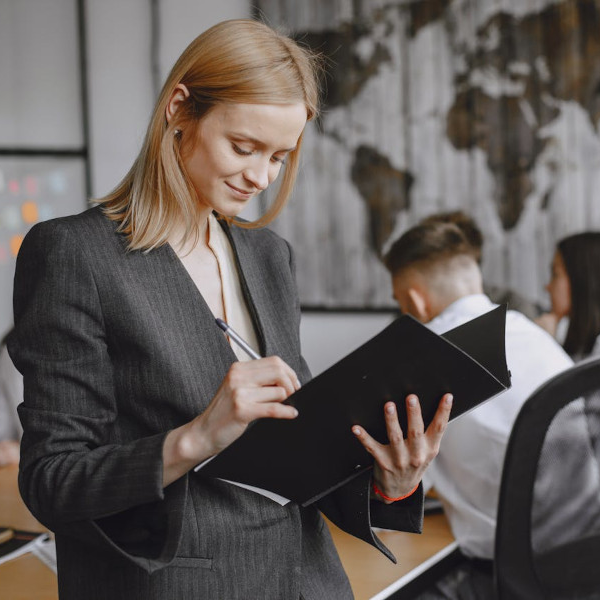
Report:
0,440,20,467
352,393,453,504
163,357,300,486
190,357,300,455
535,312,560,337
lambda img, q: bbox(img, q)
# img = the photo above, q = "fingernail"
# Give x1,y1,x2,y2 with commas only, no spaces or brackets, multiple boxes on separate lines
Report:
295,378,301,388
407,396,417,407
386,403,395,414
292,408,299,417
352,426,361,436
445,394,453,406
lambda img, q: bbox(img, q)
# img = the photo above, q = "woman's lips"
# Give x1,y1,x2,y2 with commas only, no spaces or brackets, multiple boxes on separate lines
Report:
226,182,254,198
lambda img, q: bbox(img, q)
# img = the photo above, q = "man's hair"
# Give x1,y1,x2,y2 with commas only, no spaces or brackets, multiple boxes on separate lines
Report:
384,221,475,275
420,210,484,263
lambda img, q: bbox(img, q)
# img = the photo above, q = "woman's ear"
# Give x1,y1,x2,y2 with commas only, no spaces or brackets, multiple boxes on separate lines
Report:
165,83,190,124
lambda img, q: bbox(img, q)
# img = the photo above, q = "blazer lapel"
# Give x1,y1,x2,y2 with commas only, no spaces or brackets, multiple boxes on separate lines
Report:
219,220,268,356
157,243,239,364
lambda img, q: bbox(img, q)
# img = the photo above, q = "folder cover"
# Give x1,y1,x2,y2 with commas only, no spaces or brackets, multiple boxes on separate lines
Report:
197,305,511,506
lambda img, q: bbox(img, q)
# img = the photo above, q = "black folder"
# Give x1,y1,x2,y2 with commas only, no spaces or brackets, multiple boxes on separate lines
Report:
197,305,511,506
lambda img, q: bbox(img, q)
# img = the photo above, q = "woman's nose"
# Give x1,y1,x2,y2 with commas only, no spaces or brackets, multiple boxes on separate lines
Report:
243,158,270,191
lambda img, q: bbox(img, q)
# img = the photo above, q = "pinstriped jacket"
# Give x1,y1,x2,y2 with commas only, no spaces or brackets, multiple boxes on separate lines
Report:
9,206,422,600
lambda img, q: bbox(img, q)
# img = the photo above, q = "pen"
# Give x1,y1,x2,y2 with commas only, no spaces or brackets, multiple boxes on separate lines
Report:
215,318,262,360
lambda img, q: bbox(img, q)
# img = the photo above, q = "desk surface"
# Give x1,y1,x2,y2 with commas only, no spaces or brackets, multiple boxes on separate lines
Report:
328,513,455,599
0,465,454,600
0,465,57,600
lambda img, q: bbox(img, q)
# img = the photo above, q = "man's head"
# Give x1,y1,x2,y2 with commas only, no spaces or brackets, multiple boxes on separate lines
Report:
384,221,483,323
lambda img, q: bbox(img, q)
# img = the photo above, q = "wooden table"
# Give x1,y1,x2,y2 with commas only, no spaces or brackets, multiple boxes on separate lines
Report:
328,513,456,599
0,465,454,600
0,464,57,600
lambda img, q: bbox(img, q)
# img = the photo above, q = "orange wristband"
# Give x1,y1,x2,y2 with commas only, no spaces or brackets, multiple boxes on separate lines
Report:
373,482,419,503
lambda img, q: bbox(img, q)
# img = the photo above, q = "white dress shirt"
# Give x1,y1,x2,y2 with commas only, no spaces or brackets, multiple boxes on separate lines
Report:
0,343,23,441
423,294,573,559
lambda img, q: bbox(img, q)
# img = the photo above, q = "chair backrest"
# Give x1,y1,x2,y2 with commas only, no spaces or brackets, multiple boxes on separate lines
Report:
494,355,600,600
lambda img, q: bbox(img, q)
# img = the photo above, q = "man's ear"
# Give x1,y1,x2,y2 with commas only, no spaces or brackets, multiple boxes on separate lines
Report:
165,83,190,124
406,287,432,323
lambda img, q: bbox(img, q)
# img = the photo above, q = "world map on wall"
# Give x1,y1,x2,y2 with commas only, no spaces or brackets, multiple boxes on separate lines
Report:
255,0,600,308
296,0,600,255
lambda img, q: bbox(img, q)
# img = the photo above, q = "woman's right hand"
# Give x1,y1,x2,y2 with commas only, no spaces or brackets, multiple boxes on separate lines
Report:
535,311,560,336
162,357,300,486
0,440,20,467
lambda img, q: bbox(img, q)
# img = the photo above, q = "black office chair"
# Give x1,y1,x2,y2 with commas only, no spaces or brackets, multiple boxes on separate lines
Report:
495,355,600,600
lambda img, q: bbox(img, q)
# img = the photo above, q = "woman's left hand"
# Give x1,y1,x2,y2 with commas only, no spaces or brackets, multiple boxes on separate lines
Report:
352,393,453,503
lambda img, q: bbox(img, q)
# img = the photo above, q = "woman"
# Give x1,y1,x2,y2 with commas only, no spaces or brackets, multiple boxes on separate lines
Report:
537,232,600,360
8,19,452,599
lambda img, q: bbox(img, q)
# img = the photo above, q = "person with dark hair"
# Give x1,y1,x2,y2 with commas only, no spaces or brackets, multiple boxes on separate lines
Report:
0,329,22,466
536,231,600,360
384,220,575,599
8,19,452,600
419,210,542,320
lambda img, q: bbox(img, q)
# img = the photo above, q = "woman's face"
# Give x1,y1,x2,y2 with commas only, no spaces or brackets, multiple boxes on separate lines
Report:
182,102,307,218
547,250,572,318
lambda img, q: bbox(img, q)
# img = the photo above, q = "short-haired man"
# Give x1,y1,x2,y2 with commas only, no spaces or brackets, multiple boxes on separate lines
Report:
384,220,573,597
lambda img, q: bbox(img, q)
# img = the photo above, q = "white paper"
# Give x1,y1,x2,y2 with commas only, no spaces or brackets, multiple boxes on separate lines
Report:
194,457,290,505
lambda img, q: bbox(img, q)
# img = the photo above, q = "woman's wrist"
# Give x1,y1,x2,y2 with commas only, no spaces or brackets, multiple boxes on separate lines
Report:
162,423,213,487
372,481,419,504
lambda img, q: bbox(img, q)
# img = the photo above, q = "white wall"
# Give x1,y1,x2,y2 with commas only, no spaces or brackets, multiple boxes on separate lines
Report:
300,312,395,375
85,0,154,198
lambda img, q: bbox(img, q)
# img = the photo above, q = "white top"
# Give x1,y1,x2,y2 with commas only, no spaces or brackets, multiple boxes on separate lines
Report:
592,334,600,357
0,343,23,441
206,214,260,362
423,294,573,559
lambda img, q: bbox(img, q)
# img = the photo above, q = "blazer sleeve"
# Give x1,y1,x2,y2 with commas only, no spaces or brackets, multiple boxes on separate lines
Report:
317,471,424,563
9,219,186,572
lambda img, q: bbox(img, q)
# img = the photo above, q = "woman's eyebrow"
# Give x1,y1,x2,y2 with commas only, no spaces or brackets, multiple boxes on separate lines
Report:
231,133,296,153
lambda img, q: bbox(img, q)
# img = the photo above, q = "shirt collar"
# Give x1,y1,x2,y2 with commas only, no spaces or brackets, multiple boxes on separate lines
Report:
426,294,496,335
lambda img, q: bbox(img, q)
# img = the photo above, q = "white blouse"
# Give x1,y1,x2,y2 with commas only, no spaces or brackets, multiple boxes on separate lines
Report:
206,214,260,362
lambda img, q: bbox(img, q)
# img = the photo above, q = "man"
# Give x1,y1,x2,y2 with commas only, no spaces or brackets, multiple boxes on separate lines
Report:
384,220,573,598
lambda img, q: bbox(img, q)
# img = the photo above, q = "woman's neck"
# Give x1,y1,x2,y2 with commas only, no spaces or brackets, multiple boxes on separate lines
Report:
169,209,212,256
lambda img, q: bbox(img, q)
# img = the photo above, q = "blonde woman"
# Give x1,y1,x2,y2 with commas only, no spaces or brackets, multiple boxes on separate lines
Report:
9,20,451,599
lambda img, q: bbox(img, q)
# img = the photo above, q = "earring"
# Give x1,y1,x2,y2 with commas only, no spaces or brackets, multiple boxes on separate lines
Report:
174,128,181,137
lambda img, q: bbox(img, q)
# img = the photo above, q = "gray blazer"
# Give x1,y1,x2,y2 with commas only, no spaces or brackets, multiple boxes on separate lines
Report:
9,207,423,600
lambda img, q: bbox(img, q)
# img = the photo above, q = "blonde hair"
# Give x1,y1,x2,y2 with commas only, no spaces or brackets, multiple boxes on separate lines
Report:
97,19,321,250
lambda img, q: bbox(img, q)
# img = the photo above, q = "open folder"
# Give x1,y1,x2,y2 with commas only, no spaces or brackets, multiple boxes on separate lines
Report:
196,305,511,506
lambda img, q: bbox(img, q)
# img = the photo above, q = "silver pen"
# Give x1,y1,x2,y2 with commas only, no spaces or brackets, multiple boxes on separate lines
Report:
215,318,262,360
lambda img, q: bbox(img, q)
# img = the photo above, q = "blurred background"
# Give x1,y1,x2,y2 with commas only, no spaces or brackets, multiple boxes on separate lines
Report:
1,0,599,374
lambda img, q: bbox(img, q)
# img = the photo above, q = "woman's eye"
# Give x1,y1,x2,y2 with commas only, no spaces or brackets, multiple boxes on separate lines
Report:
233,144,252,156
271,155,287,165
